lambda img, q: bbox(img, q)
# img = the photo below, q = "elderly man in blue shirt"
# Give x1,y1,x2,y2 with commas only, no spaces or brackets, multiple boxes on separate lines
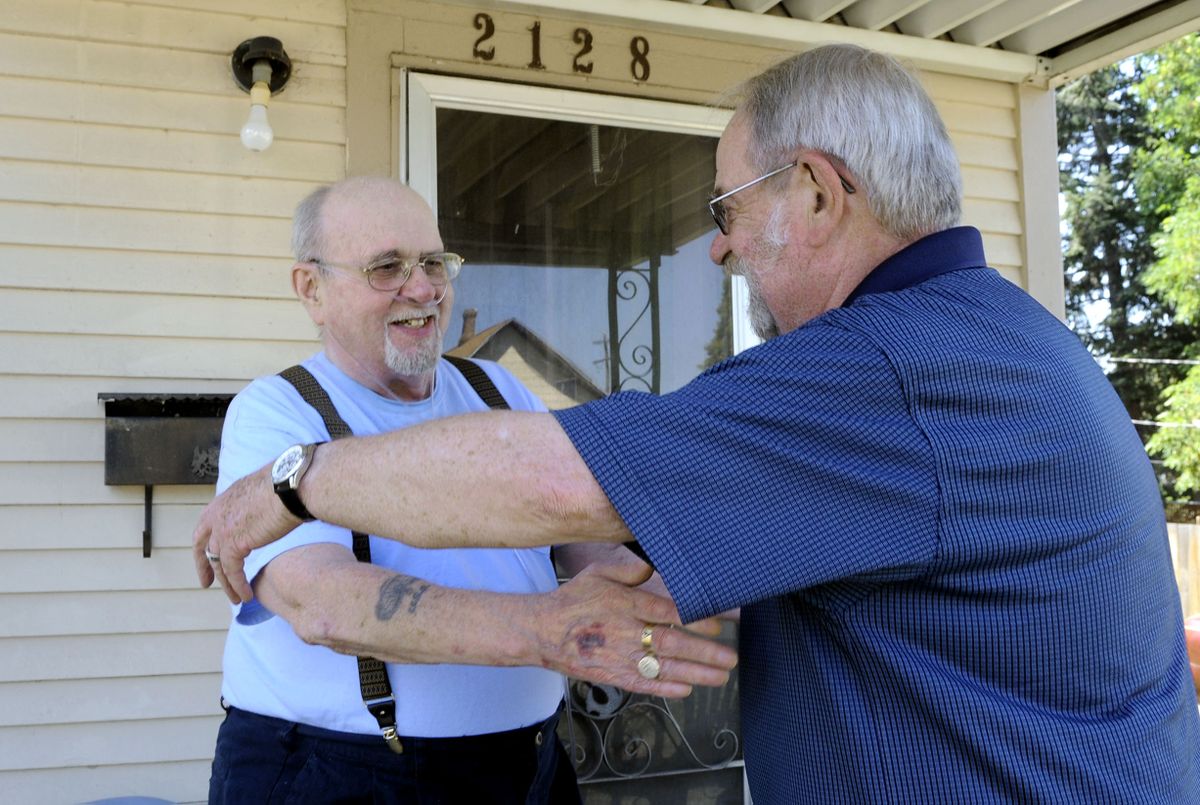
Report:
196,43,1200,803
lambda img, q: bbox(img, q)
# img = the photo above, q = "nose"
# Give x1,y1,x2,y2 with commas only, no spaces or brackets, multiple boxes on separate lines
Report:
396,264,442,304
709,230,731,266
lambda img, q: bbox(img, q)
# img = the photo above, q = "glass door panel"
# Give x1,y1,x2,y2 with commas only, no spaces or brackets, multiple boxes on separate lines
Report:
406,74,745,803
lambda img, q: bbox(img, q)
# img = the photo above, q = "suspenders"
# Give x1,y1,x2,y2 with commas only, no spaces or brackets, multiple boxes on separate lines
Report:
277,356,511,752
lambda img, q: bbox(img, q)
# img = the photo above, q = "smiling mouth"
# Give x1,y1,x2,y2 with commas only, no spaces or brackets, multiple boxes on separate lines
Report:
391,315,434,329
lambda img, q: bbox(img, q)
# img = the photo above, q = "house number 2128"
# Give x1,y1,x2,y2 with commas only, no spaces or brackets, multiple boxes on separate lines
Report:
472,13,651,82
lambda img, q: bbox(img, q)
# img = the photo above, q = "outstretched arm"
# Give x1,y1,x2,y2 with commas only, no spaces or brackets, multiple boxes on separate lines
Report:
195,410,628,602
252,543,736,697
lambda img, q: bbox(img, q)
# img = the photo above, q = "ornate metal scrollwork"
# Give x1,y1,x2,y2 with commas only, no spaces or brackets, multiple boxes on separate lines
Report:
561,680,740,783
607,257,661,394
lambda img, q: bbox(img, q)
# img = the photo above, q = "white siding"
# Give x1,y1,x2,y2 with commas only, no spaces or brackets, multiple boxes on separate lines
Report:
0,0,345,801
923,72,1025,286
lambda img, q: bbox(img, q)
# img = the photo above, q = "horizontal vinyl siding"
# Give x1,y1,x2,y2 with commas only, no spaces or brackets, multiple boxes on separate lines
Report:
0,0,345,802
927,71,1026,285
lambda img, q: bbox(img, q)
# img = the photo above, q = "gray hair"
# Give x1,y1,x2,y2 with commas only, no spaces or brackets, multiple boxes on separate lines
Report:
291,184,335,263
737,43,962,241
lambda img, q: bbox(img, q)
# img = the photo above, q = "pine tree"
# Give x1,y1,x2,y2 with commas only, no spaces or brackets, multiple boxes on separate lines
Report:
1057,55,1200,513
1136,35,1200,508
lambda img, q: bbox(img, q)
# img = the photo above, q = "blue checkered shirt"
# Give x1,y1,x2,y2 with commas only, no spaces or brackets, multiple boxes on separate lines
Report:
554,227,1200,803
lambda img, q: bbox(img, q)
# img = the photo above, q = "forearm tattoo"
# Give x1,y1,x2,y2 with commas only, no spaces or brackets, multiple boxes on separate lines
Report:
376,575,431,620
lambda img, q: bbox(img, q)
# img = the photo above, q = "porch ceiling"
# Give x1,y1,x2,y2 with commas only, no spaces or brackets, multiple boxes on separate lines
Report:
493,0,1200,85
670,0,1200,84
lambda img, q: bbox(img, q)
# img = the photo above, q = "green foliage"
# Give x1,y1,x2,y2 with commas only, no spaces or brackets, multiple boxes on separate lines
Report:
1135,34,1200,496
1132,35,1200,218
1148,366,1200,495
1058,33,1200,503
1056,61,1196,426
1146,175,1200,324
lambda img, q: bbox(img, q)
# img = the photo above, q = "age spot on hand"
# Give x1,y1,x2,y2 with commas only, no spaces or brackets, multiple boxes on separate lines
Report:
576,630,606,657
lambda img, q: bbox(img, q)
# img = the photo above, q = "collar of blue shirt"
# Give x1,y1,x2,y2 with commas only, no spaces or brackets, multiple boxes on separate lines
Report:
844,226,988,307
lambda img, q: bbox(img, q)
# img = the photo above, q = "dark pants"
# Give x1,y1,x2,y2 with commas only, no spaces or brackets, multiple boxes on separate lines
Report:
208,705,582,805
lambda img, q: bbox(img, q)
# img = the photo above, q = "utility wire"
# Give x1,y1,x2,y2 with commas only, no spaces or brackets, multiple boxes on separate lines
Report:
1103,356,1200,366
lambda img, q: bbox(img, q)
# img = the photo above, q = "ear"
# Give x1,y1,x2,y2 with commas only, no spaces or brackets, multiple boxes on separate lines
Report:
292,262,326,326
797,155,851,248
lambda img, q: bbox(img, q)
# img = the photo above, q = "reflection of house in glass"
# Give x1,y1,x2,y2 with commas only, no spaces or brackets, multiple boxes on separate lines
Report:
447,309,606,409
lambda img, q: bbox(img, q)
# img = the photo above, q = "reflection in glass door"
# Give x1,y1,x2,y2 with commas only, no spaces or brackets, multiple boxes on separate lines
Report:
406,74,745,803
437,110,726,401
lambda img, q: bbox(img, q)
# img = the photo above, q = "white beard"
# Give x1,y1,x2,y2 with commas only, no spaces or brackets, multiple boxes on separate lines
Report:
727,201,789,341
384,326,441,375
743,264,780,341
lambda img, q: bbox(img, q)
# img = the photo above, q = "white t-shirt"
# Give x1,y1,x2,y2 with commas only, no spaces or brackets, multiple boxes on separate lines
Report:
217,353,563,736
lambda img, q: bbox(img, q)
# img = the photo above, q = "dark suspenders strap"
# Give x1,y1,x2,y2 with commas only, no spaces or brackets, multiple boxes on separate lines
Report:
278,364,402,753
443,355,510,410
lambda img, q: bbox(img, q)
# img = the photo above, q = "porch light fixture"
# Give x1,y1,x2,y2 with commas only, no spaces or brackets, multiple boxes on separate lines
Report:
231,36,291,151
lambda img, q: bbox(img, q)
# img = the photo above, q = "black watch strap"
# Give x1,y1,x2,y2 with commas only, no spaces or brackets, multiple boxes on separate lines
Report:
274,478,315,521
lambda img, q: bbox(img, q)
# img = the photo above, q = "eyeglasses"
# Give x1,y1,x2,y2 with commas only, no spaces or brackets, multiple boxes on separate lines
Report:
708,160,856,236
310,252,463,298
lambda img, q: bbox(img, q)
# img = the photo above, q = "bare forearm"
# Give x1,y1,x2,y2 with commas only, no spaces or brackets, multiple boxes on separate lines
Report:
258,546,536,667
254,545,739,697
193,410,632,605
302,411,629,549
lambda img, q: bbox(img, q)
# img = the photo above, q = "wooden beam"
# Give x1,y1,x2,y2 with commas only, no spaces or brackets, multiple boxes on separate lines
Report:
1000,0,1159,56
781,0,856,21
950,0,1081,48
842,0,928,31
730,0,782,13
896,0,1009,39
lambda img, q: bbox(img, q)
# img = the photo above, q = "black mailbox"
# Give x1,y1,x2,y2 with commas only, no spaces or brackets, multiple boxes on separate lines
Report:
99,393,235,556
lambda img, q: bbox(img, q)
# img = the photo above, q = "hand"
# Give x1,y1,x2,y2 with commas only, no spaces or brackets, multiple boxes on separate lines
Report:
193,463,299,603
556,543,740,624
529,562,737,698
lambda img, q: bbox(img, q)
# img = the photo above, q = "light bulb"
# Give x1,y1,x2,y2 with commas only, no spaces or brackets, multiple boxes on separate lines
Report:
240,77,274,151
240,103,273,151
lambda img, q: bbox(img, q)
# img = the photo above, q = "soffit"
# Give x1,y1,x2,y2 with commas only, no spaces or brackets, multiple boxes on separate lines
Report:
488,0,1200,85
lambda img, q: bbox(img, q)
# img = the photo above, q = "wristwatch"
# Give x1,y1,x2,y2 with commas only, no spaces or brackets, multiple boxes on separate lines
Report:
271,443,320,522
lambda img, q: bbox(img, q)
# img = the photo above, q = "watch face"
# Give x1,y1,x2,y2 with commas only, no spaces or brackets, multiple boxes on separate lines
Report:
272,444,305,484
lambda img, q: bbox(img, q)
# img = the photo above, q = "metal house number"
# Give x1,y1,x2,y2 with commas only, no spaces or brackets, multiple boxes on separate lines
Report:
472,13,651,82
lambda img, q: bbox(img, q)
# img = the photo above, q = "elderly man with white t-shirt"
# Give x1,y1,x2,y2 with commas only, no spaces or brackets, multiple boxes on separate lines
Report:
202,176,735,804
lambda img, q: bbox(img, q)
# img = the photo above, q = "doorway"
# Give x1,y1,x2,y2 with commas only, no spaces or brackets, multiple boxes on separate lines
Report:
405,72,747,803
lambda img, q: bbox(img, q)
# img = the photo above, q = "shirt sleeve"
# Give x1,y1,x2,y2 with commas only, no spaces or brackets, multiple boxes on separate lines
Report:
552,321,940,623
216,375,351,624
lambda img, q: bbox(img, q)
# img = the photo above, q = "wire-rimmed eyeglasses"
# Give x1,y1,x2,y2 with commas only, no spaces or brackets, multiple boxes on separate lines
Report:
310,251,463,302
708,160,856,236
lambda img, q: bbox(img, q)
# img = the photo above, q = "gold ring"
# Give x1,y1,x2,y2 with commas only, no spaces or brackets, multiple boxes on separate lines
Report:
641,624,654,651
637,654,661,680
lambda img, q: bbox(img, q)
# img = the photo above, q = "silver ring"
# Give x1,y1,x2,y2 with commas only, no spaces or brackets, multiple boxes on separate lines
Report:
204,549,220,563
637,654,661,680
